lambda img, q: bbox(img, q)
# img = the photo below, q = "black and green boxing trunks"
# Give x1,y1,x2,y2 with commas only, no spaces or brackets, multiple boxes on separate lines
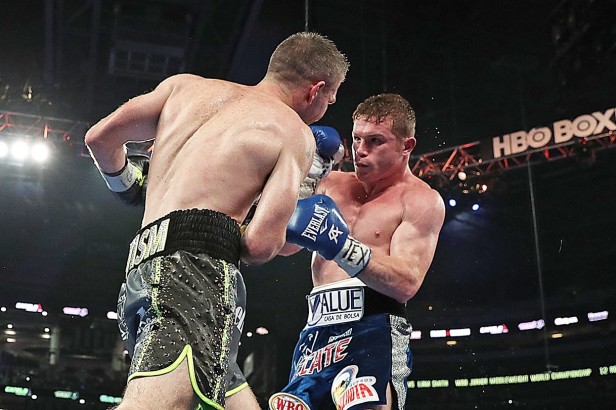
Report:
117,208,243,410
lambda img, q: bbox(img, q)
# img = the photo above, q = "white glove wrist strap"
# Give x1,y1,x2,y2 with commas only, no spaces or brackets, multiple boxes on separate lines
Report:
334,235,371,277
99,159,140,192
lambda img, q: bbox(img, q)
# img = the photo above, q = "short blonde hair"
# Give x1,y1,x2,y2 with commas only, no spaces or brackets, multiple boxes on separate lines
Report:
267,32,349,91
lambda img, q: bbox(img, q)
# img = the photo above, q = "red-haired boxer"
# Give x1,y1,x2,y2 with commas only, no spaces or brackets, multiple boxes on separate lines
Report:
271,94,445,410
85,32,349,410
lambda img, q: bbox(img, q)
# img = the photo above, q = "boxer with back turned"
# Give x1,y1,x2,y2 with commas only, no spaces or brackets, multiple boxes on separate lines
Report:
85,32,349,410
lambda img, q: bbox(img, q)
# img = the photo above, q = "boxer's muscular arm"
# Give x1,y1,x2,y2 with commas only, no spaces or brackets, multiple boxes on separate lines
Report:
358,189,445,303
241,128,315,265
85,78,175,173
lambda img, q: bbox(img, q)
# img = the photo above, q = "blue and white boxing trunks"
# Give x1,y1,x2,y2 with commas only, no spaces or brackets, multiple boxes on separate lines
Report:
269,278,413,410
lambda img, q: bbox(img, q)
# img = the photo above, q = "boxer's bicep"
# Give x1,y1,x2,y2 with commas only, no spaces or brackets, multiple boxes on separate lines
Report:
85,79,174,172
93,80,173,145
390,189,445,277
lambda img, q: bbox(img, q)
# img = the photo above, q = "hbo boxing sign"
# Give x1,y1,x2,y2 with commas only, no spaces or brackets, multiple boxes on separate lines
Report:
488,108,616,159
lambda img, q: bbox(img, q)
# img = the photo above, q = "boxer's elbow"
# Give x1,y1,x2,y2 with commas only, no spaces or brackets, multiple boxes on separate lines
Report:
84,124,102,149
396,270,426,303
395,284,419,304
240,232,285,265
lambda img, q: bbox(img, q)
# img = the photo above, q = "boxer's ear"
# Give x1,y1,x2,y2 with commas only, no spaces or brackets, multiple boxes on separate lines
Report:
308,81,325,104
403,136,416,154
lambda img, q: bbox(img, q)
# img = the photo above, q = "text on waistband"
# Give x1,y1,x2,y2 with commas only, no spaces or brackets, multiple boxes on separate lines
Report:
125,218,170,273
307,287,364,327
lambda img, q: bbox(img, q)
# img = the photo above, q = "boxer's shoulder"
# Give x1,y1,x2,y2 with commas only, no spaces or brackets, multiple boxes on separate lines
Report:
318,171,358,196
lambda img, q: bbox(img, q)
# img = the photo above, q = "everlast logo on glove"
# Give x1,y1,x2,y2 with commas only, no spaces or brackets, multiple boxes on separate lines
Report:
300,204,330,241
125,218,170,273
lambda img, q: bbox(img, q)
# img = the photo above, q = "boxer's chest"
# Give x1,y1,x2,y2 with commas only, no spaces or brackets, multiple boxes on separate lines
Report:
333,187,403,249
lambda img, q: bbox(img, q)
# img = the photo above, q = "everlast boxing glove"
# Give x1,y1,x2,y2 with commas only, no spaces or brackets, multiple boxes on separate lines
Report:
286,194,371,277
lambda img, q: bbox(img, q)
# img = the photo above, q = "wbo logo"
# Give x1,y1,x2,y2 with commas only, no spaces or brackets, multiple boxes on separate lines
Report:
268,392,309,410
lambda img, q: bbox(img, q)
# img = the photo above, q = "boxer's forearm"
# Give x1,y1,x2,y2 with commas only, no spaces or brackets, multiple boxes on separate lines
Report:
84,121,128,173
355,255,425,304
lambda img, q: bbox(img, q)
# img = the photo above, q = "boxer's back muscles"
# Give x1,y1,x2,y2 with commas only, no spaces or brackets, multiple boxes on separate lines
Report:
144,75,311,227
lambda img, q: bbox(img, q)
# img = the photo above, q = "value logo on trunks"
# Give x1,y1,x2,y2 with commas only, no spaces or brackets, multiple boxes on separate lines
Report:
125,218,170,273
307,286,364,327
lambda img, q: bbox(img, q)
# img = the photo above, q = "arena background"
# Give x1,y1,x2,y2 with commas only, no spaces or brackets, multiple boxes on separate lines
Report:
0,0,615,409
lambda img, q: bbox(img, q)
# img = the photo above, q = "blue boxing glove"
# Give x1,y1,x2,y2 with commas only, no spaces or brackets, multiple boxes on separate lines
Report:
311,125,345,160
300,126,345,198
286,194,371,277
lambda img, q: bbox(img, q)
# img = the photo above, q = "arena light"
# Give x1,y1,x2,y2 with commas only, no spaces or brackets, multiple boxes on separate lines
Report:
471,203,480,211
6,337,16,343
1,306,6,312
446,340,457,346
5,330,16,335
255,326,269,335
53,390,79,400
10,140,29,160
0,136,54,164
42,334,51,339
410,330,422,340
31,141,50,162
4,386,30,397
448,198,457,207
554,316,578,326
100,395,123,404
449,328,471,337
63,307,89,317
551,333,564,339
518,319,545,330
480,324,509,335
588,310,608,322
15,302,43,313
430,329,447,338
107,311,118,320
